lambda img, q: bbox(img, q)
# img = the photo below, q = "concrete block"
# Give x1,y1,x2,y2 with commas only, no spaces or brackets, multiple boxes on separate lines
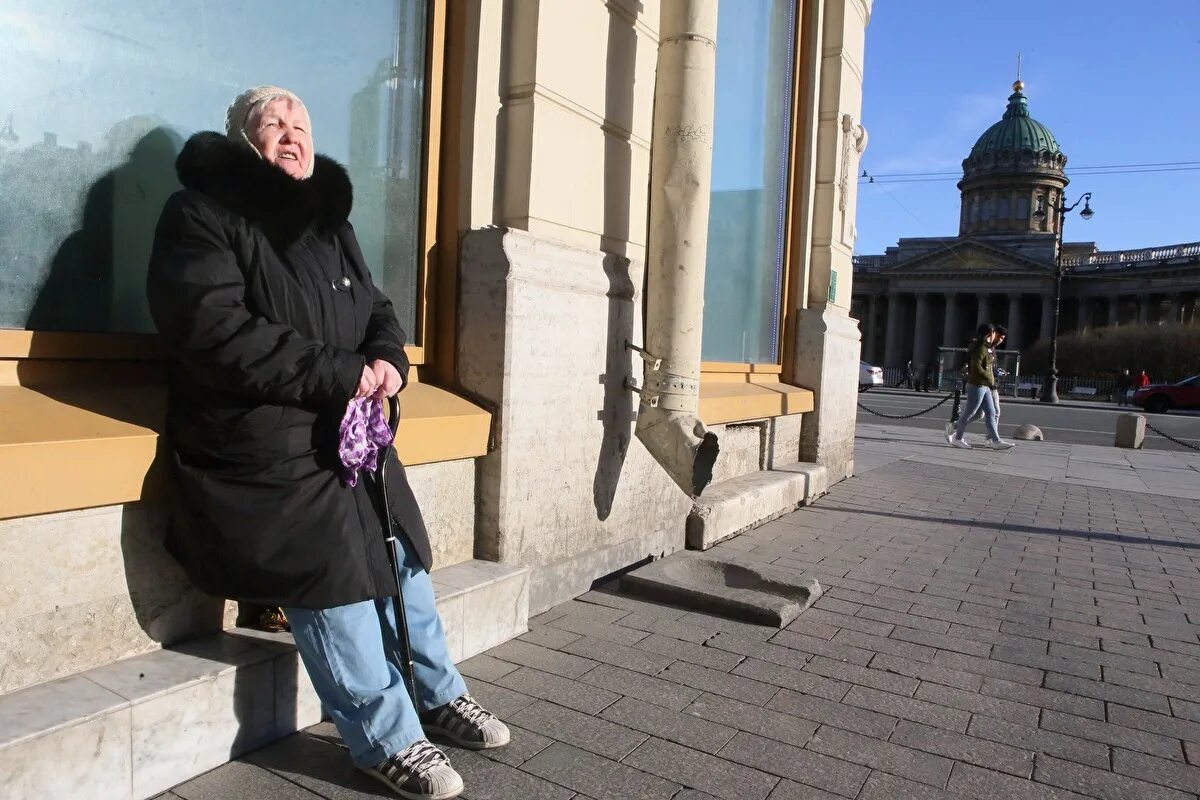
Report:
621,552,822,628
1115,414,1146,449
686,463,827,551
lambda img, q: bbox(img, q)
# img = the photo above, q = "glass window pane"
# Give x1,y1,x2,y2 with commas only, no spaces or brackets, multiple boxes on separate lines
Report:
702,0,796,363
0,1,426,336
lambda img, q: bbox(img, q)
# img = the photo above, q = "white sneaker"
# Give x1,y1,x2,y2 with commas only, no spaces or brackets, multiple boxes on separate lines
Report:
944,422,955,445
988,440,1015,450
950,438,972,449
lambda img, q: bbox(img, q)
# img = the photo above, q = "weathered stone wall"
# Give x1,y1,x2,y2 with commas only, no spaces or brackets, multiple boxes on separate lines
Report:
0,458,474,694
459,228,693,614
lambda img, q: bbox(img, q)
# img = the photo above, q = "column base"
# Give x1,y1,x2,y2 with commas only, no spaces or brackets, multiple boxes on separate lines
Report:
789,307,861,481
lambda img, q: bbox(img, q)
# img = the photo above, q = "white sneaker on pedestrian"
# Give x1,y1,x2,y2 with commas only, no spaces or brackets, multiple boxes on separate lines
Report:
944,422,955,445
950,438,972,449
988,440,1015,450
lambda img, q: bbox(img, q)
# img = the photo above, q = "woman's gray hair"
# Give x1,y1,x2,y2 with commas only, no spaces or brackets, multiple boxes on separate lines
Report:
225,85,314,179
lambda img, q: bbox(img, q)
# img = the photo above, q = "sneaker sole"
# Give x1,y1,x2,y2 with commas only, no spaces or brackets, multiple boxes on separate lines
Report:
359,765,464,800
423,723,511,750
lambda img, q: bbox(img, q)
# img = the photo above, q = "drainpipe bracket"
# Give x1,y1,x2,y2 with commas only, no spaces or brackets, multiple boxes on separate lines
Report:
624,378,661,407
625,340,663,371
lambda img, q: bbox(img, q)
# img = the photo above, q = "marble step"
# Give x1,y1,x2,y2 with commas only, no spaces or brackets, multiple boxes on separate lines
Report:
686,462,829,550
0,559,529,800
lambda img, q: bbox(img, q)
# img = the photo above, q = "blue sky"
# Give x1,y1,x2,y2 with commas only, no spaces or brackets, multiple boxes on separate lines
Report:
856,0,1200,255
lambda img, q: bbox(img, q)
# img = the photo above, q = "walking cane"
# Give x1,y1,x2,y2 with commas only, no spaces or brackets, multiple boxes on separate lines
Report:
375,393,419,708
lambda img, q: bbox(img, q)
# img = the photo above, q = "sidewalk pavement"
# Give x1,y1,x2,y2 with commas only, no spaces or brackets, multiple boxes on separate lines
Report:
856,422,1200,499
163,428,1200,800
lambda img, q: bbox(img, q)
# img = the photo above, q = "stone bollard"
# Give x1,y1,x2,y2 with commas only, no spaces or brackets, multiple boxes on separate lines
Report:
1014,424,1043,441
1114,414,1146,449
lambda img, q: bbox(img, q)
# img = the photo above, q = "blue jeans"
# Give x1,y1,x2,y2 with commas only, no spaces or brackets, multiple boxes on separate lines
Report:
284,536,466,768
955,383,1001,443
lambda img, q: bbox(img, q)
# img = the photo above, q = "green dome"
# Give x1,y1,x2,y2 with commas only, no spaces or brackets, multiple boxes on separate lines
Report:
969,82,1060,157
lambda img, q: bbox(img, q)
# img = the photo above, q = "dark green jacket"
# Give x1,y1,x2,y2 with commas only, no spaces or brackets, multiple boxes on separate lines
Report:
966,339,996,389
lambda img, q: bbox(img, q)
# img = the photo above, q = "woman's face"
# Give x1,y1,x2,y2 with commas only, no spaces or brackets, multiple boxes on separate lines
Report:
248,97,312,179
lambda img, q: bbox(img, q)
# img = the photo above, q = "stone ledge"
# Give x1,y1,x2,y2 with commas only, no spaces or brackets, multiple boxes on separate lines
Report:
686,462,828,551
0,559,530,800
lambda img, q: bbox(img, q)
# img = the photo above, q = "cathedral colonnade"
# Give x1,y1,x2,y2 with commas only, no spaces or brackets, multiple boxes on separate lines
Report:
853,289,1200,368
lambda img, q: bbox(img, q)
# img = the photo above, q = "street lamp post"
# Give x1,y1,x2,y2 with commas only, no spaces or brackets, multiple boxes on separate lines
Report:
1033,192,1094,403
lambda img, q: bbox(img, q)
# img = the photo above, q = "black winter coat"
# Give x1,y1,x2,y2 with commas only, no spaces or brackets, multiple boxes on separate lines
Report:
147,132,431,609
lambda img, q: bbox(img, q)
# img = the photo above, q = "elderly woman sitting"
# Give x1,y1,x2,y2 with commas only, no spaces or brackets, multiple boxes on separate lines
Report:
147,86,507,800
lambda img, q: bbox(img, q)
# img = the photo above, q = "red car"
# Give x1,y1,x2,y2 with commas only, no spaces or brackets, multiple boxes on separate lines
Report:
1132,375,1200,413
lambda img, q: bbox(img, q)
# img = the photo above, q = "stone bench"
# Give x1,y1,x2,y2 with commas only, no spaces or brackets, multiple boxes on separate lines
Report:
1069,387,1099,397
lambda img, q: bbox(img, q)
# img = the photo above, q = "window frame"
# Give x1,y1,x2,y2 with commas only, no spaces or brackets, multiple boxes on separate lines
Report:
702,0,808,373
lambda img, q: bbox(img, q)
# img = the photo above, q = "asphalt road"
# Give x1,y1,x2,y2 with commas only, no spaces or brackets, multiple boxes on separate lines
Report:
855,388,1200,453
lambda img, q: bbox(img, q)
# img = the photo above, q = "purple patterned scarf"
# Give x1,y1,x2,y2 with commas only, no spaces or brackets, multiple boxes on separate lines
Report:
337,397,394,487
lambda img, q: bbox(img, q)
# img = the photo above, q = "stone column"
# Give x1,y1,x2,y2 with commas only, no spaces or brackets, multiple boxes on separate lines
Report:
1170,297,1183,325
1078,298,1091,334
1138,295,1151,324
883,292,903,367
912,292,931,365
1005,293,1022,349
861,293,878,362
1107,296,1120,327
1040,294,1054,342
975,293,990,329
942,292,960,348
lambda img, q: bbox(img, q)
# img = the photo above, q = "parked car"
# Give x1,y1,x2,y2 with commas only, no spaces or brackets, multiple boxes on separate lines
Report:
1132,375,1200,413
859,361,884,392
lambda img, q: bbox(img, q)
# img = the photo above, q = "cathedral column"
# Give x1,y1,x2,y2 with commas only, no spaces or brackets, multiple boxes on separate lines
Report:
1107,296,1120,327
942,292,960,348
1005,293,1022,349
1138,294,1151,324
1169,297,1183,325
976,293,990,329
912,293,931,366
1078,299,1091,334
865,293,880,362
883,291,904,367
1040,294,1054,341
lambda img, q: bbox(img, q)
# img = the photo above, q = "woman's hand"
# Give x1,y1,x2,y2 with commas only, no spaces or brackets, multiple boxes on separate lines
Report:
356,364,380,399
368,359,404,398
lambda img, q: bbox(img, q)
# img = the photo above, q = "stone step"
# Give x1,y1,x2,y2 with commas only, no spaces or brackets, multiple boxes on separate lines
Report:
686,462,829,550
0,559,529,800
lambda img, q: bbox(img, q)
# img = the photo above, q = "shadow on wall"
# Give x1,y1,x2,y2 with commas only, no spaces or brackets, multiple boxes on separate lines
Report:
593,3,640,520
28,119,183,332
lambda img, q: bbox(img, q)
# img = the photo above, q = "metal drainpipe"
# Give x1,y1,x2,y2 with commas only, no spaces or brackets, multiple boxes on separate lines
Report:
631,0,720,497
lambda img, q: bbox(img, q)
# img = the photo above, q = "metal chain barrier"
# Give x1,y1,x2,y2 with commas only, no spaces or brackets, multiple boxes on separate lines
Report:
1144,421,1200,452
857,391,957,420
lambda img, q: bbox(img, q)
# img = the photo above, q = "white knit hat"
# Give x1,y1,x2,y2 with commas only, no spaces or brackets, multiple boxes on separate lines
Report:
225,85,314,179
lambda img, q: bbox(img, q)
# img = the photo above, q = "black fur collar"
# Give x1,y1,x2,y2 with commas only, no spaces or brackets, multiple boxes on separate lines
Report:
175,131,352,248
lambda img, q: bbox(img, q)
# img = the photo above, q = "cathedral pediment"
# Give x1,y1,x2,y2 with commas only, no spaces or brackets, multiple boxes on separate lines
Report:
884,240,1052,275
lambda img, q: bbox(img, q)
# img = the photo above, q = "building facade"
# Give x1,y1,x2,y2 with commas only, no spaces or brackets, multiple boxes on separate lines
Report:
0,1,872,796
851,82,1200,369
